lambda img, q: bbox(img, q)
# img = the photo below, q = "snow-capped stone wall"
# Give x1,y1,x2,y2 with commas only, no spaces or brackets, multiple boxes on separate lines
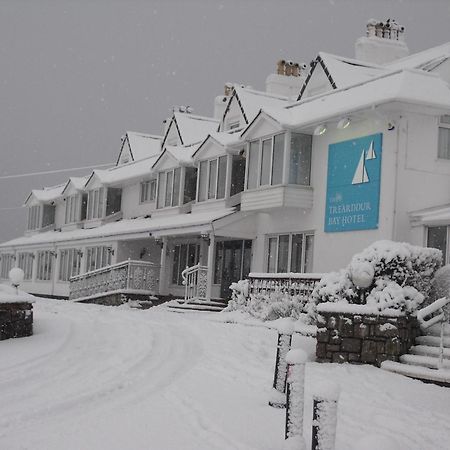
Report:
316,312,420,366
0,302,33,340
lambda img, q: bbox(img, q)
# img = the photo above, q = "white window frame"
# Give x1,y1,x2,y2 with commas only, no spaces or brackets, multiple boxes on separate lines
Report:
59,248,82,282
65,195,79,224
27,205,42,230
157,169,181,209
85,246,113,272
265,232,314,273
86,188,105,220
36,250,54,281
18,252,34,280
197,155,228,202
245,132,285,190
438,115,450,160
140,180,157,203
0,254,15,279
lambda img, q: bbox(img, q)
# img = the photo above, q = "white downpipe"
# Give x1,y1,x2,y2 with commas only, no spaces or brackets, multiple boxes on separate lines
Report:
206,233,215,302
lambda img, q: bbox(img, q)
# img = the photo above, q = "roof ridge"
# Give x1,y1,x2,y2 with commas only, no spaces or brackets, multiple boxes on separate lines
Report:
387,41,450,67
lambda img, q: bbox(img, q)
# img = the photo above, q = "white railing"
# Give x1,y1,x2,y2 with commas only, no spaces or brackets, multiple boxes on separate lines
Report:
417,297,450,370
181,264,208,303
69,260,160,301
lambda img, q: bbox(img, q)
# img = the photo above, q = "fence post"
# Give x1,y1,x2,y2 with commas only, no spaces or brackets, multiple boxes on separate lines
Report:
284,349,308,450
269,319,295,408
311,381,340,450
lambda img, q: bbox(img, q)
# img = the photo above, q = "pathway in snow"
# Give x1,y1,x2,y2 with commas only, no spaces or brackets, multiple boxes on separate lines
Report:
1,298,450,449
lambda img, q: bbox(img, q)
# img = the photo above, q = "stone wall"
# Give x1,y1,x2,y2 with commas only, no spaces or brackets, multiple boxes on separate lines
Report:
0,302,33,341
316,312,421,366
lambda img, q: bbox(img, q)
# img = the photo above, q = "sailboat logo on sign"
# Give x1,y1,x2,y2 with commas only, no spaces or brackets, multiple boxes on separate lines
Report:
352,141,376,185
325,133,383,232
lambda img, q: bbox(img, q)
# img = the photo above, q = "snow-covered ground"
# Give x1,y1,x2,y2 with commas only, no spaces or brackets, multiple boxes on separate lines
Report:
1,298,450,450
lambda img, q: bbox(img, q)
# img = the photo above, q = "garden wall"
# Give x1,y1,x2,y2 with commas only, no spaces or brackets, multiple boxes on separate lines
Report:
316,311,421,366
0,302,33,340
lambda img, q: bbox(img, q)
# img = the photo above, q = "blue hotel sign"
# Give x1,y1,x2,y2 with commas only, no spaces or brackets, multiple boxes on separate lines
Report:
325,133,383,232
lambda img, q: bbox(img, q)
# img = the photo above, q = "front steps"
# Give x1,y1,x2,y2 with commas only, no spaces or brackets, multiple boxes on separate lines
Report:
167,299,228,313
381,324,450,387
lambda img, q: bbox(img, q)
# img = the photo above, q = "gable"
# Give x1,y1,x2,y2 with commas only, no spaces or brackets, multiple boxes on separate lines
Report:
221,92,247,131
84,172,105,190
152,150,180,172
62,182,80,197
242,112,284,141
117,136,133,166
194,138,226,162
162,118,183,148
298,59,336,100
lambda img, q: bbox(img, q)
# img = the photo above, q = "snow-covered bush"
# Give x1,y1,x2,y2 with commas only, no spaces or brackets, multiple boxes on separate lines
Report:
311,240,441,315
430,264,450,303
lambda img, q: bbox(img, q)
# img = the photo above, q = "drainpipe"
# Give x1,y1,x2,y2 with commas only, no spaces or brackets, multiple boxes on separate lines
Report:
205,232,215,302
391,116,405,241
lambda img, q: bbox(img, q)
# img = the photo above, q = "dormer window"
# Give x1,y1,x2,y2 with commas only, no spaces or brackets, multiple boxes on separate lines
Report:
87,188,104,220
65,195,79,224
438,115,450,160
27,205,41,230
197,156,227,202
42,205,56,228
106,188,122,216
157,168,181,209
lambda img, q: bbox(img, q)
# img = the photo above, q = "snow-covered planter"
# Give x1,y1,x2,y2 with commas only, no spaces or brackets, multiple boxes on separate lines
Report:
0,302,33,340
311,240,441,318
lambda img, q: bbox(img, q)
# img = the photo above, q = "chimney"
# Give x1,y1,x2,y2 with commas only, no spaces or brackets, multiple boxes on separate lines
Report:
265,59,308,99
355,18,409,65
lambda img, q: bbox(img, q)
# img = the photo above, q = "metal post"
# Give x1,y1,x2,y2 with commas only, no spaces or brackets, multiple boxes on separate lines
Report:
269,319,295,408
284,349,308,446
311,382,340,450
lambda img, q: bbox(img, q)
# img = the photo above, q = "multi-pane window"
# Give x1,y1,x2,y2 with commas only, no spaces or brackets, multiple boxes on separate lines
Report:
140,180,157,203
427,226,448,264
85,246,112,272
438,115,450,160
246,134,285,189
289,133,312,185
87,188,105,220
18,253,34,280
27,205,41,230
197,156,227,202
0,254,15,279
171,243,200,285
266,232,314,273
65,195,79,224
106,188,122,216
37,251,54,281
157,169,181,208
59,249,82,281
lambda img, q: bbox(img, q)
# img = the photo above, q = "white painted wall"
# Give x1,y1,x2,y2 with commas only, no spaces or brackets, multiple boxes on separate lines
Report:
121,182,155,219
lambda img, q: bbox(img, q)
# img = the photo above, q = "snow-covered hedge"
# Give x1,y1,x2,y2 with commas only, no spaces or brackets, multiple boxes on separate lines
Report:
311,240,441,315
226,280,313,322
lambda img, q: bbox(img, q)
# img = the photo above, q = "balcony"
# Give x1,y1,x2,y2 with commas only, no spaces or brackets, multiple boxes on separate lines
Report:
69,260,160,302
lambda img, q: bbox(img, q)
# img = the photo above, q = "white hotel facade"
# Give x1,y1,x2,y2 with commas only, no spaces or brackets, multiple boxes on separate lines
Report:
2,21,450,302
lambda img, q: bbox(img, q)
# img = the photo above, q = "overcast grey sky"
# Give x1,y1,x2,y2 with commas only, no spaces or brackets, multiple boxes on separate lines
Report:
1,0,449,242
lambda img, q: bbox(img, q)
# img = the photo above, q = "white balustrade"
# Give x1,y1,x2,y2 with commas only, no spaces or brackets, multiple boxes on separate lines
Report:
181,264,208,302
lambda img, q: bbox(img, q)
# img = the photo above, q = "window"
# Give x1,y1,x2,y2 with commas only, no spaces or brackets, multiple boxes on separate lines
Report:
27,205,41,230
198,156,227,202
42,205,56,228
18,253,34,280
106,188,122,216
0,254,15,279
157,169,181,209
427,226,447,264
228,120,240,130
230,153,246,196
266,232,314,273
438,115,450,160
184,167,197,204
289,133,312,185
85,246,112,272
87,188,104,220
246,133,285,189
37,251,54,281
59,249,82,281
65,195,79,224
171,243,200,285
140,180,157,203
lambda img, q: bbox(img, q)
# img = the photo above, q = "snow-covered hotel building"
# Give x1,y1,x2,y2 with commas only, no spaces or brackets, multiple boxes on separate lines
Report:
2,21,450,302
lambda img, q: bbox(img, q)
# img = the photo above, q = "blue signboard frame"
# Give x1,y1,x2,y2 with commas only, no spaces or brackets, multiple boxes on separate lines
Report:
324,133,383,233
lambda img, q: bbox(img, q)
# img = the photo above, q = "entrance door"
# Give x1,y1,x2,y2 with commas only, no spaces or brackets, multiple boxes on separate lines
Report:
216,240,252,299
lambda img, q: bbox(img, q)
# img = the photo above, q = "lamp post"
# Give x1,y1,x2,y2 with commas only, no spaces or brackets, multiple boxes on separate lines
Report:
9,267,25,296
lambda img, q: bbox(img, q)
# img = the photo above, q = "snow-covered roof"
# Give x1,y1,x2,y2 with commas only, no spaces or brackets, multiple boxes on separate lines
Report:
386,42,450,71
0,209,236,248
228,85,290,124
247,68,450,135
85,155,158,188
193,131,243,157
61,176,89,195
409,203,450,226
152,143,199,169
125,132,162,161
25,184,65,205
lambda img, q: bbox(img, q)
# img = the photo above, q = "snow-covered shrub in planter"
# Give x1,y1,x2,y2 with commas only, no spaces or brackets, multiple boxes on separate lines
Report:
311,240,441,316
430,264,450,303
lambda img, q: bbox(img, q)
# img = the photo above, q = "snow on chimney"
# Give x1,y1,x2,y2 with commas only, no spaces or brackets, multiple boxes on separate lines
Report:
266,60,307,99
213,82,233,120
355,18,409,65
